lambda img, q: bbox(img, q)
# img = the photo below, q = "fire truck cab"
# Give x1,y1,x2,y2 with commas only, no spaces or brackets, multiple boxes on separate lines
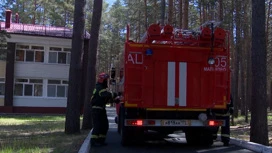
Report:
113,22,231,146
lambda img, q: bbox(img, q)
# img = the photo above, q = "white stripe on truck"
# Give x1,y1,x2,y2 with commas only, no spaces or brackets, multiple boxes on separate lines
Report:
179,62,187,106
167,62,175,106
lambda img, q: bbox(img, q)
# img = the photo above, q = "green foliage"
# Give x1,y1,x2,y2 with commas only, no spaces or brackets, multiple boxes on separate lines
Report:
4,0,74,26
97,0,126,73
0,30,10,60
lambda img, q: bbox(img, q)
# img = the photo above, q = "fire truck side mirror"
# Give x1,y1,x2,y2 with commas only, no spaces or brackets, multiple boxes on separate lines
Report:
111,68,116,79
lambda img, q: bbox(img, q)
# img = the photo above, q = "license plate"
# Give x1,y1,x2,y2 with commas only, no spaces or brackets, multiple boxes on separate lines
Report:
161,120,187,126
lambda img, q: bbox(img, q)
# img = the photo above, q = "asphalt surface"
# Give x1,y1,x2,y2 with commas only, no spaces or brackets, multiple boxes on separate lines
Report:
79,107,272,153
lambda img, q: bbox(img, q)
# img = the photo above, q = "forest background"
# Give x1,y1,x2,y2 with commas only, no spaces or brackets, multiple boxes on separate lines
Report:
0,0,271,145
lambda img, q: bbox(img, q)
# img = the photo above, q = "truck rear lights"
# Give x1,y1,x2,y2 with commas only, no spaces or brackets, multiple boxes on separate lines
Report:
137,120,143,126
208,120,224,126
126,120,143,126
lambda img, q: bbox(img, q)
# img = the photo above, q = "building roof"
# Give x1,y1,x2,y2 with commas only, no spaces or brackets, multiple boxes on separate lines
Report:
0,22,90,39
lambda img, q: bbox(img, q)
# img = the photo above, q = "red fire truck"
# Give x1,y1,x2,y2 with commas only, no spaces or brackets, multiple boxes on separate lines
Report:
113,22,231,146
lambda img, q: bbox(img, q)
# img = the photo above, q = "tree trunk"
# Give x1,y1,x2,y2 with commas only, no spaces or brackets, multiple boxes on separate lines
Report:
202,0,207,23
218,0,223,21
246,43,251,123
250,0,268,145
168,0,173,25
266,0,272,110
230,0,235,126
179,0,183,28
153,0,158,24
240,2,247,116
160,0,166,25
82,0,103,130
271,82,272,111
182,0,188,29
144,0,148,29
65,0,86,134
33,0,36,24
243,1,251,123
137,9,141,42
233,0,242,118
266,0,272,46
198,0,202,24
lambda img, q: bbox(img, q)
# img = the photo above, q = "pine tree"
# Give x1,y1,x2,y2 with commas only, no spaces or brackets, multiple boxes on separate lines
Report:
65,0,86,134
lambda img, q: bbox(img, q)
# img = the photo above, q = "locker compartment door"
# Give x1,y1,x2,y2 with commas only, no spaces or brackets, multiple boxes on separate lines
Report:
153,61,202,108
153,61,168,107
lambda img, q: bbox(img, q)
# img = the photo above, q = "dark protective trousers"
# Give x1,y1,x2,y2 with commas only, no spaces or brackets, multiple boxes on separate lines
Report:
217,115,230,144
91,108,109,144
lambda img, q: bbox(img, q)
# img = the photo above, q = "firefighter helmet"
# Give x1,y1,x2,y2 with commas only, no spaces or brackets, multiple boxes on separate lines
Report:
98,72,109,83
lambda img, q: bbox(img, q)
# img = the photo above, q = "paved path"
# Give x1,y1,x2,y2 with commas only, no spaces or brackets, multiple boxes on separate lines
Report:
79,107,272,153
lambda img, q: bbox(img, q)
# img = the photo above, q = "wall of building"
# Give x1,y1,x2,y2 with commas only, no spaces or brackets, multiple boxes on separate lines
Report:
8,34,72,108
0,99,4,106
14,63,69,78
13,97,66,107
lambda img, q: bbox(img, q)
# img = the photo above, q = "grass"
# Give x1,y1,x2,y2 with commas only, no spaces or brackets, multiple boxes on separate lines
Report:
230,111,272,145
1,110,272,152
0,115,90,153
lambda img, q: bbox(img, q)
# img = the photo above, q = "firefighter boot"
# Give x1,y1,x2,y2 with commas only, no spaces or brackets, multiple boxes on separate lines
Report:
97,137,108,146
223,141,229,146
90,138,106,147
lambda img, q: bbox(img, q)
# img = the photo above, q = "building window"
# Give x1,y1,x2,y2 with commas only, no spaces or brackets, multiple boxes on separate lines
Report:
47,79,68,97
0,78,5,95
15,45,44,62
14,78,43,97
48,47,71,64
26,50,34,61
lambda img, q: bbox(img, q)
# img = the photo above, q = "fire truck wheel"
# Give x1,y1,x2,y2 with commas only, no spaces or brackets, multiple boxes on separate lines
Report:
185,131,198,145
117,116,121,134
120,107,131,146
185,129,214,146
120,125,130,146
200,132,214,146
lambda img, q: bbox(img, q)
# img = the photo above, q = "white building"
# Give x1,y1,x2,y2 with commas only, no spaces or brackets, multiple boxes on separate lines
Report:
0,10,90,114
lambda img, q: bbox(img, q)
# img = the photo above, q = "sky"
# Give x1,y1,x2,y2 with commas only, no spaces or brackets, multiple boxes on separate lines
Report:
105,0,116,6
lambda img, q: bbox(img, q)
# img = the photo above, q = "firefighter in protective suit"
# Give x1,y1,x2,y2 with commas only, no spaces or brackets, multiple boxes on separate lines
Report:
90,72,120,147
215,95,234,146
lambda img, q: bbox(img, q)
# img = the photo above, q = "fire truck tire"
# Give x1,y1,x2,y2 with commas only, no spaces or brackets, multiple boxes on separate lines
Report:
120,125,130,146
119,106,131,146
185,131,198,145
185,129,214,146
200,132,214,146
117,114,121,134
117,118,121,134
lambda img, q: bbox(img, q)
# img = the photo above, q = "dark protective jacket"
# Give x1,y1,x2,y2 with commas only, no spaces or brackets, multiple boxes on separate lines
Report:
213,95,234,116
91,83,116,109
